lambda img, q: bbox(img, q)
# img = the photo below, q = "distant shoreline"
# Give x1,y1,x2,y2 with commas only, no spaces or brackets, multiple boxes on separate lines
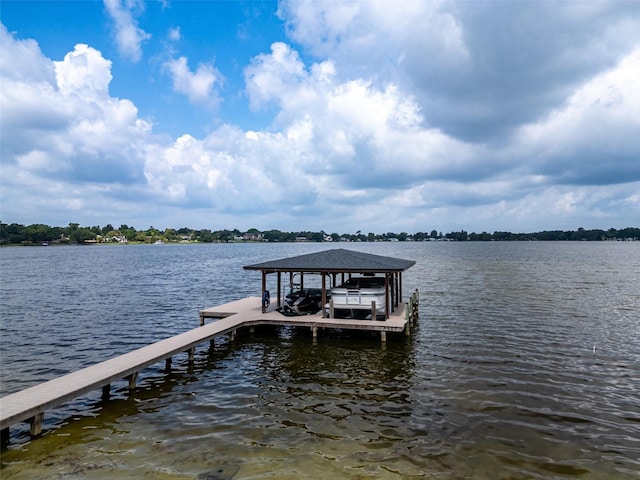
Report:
1,222,638,246
2,236,638,247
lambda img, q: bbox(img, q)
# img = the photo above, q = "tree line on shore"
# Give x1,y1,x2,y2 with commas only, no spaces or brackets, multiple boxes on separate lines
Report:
1,221,638,245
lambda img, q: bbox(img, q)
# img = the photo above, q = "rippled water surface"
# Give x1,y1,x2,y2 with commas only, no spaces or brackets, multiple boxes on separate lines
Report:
1,242,639,479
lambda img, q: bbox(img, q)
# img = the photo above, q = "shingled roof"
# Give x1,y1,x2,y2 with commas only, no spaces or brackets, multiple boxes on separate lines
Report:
243,248,415,273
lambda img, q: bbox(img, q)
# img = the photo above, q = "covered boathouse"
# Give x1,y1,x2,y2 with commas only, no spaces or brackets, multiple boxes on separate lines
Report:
243,248,416,320
1,248,418,442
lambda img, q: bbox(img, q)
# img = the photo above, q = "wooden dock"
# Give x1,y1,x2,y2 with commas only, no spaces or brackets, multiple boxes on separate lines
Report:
1,292,418,443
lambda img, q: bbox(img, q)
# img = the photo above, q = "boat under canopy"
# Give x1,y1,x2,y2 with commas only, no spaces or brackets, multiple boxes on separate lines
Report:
331,275,387,319
243,248,415,319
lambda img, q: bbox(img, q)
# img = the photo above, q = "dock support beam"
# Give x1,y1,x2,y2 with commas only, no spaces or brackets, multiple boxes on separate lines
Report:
385,274,390,319
127,372,138,390
405,303,411,336
277,272,282,309
1,427,9,447
261,272,267,313
312,326,318,339
380,331,387,342
321,274,327,317
102,384,111,400
29,413,44,437
165,357,172,373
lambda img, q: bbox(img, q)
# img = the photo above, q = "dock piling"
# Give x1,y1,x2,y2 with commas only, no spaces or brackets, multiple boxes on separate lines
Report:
404,302,411,336
127,373,138,390
29,413,44,437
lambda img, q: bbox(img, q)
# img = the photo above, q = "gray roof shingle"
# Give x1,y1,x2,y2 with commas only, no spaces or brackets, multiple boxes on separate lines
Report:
243,248,415,273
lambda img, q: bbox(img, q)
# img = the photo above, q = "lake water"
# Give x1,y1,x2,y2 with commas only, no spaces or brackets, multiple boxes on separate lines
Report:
1,242,639,479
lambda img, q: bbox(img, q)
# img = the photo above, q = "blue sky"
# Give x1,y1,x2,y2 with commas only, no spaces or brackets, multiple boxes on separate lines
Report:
1,1,639,234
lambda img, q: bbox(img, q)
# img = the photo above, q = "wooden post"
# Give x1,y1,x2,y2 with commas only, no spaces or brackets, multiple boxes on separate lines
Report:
188,347,195,364
1,427,9,447
329,298,334,319
404,302,411,336
321,273,327,317
29,413,44,437
127,372,138,390
390,273,394,310
230,329,236,341
380,331,387,343
261,272,267,313
200,314,205,326
277,271,282,309
165,357,172,373
102,384,111,400
384,274,390,318
312,326,318,339
371,300,376,320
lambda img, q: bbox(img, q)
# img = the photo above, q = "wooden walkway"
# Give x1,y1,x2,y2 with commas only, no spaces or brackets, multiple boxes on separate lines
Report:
1,293,418,442
199,296,413,334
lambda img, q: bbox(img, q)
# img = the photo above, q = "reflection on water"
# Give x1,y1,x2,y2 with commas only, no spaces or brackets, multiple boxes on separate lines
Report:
1,242,639,479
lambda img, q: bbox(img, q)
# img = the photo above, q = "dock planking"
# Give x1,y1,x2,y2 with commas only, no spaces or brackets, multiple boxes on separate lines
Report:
199,296,411,331
1,293,418,442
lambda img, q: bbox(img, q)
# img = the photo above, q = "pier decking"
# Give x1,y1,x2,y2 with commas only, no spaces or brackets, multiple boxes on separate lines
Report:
199,294,416,336
1,293,419,443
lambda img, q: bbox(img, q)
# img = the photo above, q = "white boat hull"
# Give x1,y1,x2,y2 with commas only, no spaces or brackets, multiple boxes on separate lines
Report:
331,277,386,313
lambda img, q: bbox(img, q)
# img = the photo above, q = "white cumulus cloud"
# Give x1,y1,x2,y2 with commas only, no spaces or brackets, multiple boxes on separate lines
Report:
104,0,151,62
163,56,223,107
1,26,152,226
